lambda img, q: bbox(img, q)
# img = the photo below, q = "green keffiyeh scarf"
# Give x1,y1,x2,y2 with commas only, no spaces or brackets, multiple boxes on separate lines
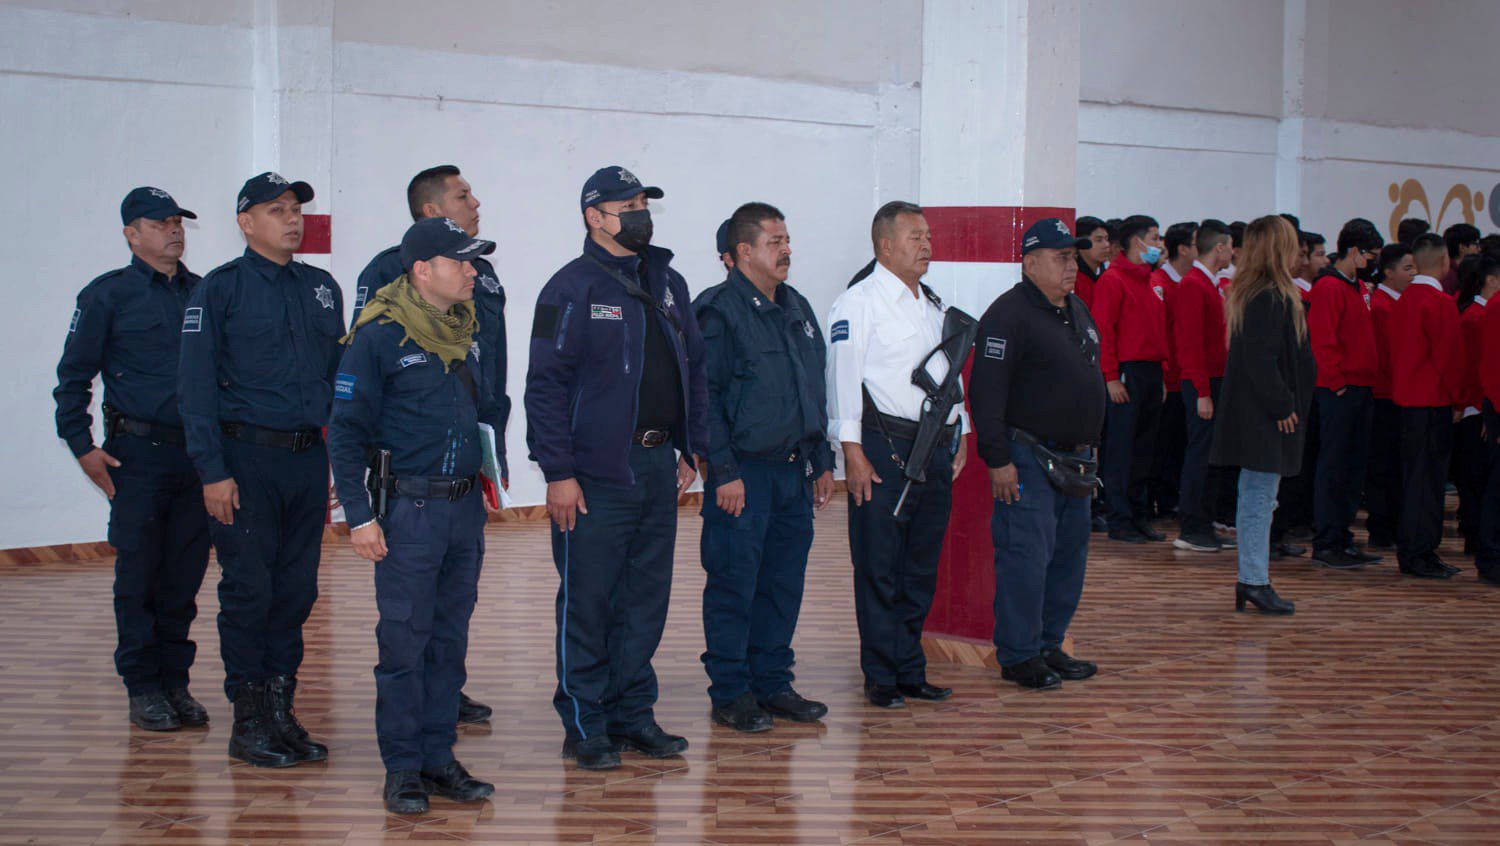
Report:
341,276,476,370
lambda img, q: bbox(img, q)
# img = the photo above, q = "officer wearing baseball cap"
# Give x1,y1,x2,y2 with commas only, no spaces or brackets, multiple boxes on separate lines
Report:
54,187,211,733
178,172,343,768
969,218,1106,691
525,165,708,770
715,218,733,272
329,216,504,814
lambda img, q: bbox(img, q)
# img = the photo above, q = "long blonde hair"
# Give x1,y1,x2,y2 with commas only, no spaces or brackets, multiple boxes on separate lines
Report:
1225,215,1306,342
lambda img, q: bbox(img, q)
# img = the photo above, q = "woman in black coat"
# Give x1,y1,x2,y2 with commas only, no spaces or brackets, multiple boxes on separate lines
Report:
1210,215,1316,614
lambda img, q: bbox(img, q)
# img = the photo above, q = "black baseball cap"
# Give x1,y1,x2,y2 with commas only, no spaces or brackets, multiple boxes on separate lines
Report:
715,218,732,256
120,187,196,225
400,217,496,270
1021,218,1079,255
237,172,314,213
579,165,663,211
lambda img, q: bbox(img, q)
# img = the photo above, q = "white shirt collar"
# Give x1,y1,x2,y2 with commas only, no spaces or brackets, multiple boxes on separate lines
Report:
1476,295,1489,307
1162,263,1183,283
1293,277,1312,292
1192,260,1215,279
1377,283,1402,301
1412,274,1443,291
871,260,926,304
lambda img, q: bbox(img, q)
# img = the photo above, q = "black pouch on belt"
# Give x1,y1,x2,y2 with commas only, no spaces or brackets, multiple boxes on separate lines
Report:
1012,429,1099,498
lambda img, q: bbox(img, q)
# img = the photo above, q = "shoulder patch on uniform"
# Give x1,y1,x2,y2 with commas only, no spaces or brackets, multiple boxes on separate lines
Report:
334,373,356,399
830,320,850,343
590,304,623,321
69,308,81,333
532,303,559,340
399,352,427,368
984,337,1007,360
354,286,369,310
181,307,203,333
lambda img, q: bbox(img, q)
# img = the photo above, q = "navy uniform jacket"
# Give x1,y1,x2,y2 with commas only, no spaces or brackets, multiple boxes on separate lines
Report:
355,247,509,430
177,248,345,484
525,237,708,486
327,320,504,528
55,255,198,456
693,268,834,484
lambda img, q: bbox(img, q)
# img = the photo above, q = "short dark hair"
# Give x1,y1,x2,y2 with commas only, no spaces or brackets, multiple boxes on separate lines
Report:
1196,219,1231,255
1304,231,1326,250
1336,218,1384,257
1377,243,1412,273
1075,216,1107,239
1279,212,1302,232
1444,222,1482,258
1105,218,1124,245
1228,221,1247,249
1412,232,1447,266
1397,217,1430,245
1165,221,1198,260
407,164,461,222
1116,215,1159,251
1481,233,1500,257
871,200,923,253
727,202,785,263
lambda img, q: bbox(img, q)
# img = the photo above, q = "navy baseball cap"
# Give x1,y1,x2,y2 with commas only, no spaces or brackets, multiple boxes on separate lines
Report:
579,165,663,211
1021,218,1079,255
120,187,196,225
715,218,732,256
400,217,496,270
237,171,314,213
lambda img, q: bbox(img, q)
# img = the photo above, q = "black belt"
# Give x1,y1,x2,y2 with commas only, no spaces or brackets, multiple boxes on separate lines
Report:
392,474,477,501
742,447,803,465
108,413,185,446
1010,428,1090,454
221,422,322,452
869,411,957,443
632,428,672,448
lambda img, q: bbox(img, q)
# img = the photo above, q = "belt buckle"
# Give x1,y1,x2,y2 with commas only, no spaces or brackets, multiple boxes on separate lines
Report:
449,478,473,501
641,429,667,447
292,430,315,452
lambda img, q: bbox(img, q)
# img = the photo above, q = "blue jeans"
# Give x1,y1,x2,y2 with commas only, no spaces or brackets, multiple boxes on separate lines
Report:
1236,469,1281,585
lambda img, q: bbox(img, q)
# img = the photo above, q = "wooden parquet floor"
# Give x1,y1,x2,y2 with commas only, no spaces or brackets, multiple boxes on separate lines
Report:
1,500,1499,845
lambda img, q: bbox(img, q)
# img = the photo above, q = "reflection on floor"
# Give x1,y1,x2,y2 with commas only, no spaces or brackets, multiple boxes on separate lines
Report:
0,499,1497,844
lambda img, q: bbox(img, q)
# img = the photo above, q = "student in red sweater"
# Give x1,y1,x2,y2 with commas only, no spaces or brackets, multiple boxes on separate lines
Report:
1149,222,1198,523
1473,255,1500,586
1074,216,1111,310
1364,244,1416,549
1093,215,1168,543
1389,233,1463,579
1170,220,1232,552
1441,223,1482,294
1307,219,1384,569
1452,255,1500,554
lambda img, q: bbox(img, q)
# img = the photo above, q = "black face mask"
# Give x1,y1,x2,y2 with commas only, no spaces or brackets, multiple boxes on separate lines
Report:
610,209,654,253
1356,262,1379,283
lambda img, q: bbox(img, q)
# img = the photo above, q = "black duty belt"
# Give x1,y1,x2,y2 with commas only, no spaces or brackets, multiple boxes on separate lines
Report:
1010,428,1090,454
221,422,322,452
869,411,958,443
742,447,803,465
109,414,185,446
633,428,672,448
392,474,477,501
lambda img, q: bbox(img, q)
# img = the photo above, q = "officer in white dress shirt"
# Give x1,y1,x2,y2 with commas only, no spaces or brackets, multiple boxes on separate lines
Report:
825,201,970,709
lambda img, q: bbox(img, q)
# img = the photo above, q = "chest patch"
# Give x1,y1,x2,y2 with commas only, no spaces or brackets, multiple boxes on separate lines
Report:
1153,285,1165,301
590,304,623,321
1087,327,1099,343
984,337,1007,360
314,283,335,310
830,320,850,343
334,373,356,399
399,352,427,368
181,307,203,333
663,288,675,308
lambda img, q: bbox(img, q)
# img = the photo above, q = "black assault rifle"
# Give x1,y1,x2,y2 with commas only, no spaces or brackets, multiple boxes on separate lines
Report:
891,306,980,516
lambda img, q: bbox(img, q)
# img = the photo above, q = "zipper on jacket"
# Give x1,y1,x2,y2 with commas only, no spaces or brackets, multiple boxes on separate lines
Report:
555,302,574,352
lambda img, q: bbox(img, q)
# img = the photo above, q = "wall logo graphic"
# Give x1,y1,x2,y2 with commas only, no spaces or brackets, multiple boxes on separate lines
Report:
1387,179,1495,237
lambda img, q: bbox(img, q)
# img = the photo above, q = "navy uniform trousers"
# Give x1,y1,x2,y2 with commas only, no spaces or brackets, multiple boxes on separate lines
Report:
210,437,328,699
1397,407,1455,565
1102,360,1163,531
104,432,211,696
553,443,677,741
699,458,814,708
991,438,1090,667
848,426,953,688
374,491,485,773
1313,386,1374,552
1475,401,1500,579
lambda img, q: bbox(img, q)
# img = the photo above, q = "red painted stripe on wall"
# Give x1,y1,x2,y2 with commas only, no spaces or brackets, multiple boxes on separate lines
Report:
299,214,332,254
923,206,1075,263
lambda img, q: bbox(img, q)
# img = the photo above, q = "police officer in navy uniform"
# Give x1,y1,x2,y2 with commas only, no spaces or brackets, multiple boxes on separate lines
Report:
694,202,835,733
525,165,708,770
178,172,343,768
970,219,1106,690
353,164,506,726
330,217,503,815
54,187,212,732
825,201,970,708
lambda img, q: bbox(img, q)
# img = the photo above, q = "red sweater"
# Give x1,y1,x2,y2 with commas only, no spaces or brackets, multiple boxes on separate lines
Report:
1390,278,1463,408
1092,254,1168,382
1169,266,1228,396
1308,270,1378,390
1075,261,1103,310
1152,266,1183,391
1370,286,1399,400
1483,296,1500,409
1460,299,1487,410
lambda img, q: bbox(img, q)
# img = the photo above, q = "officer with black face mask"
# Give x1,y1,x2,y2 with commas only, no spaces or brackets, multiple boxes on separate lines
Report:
524,166,709,770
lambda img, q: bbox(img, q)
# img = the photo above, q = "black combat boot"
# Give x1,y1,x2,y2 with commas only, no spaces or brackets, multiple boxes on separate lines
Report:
265,675,328,763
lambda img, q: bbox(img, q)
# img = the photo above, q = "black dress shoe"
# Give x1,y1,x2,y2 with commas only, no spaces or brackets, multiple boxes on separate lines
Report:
456,692,492,724
1478,570,1500,586
1277,542,1307,557
421,761,493,803
1311,547,1366,570
1040,647,1097,680
713,693,774,732
1428,554,1460,575
759,689,828,722
610,724,688,758
562,736,620,770
1133,522,1167,542
129,692,181,732
897,682,952,701
1108,526,1149,544
1235,582,1294,614
1091,514,1109,533
1344,546,1383,564
164,688,209,727
1400,558,1452,579
265,676,327,763
864,684,905,708
999,657,1062,690
383,770,428,815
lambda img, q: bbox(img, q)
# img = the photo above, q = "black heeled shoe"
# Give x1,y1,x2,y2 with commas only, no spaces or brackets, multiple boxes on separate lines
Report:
1235,582,1294,615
